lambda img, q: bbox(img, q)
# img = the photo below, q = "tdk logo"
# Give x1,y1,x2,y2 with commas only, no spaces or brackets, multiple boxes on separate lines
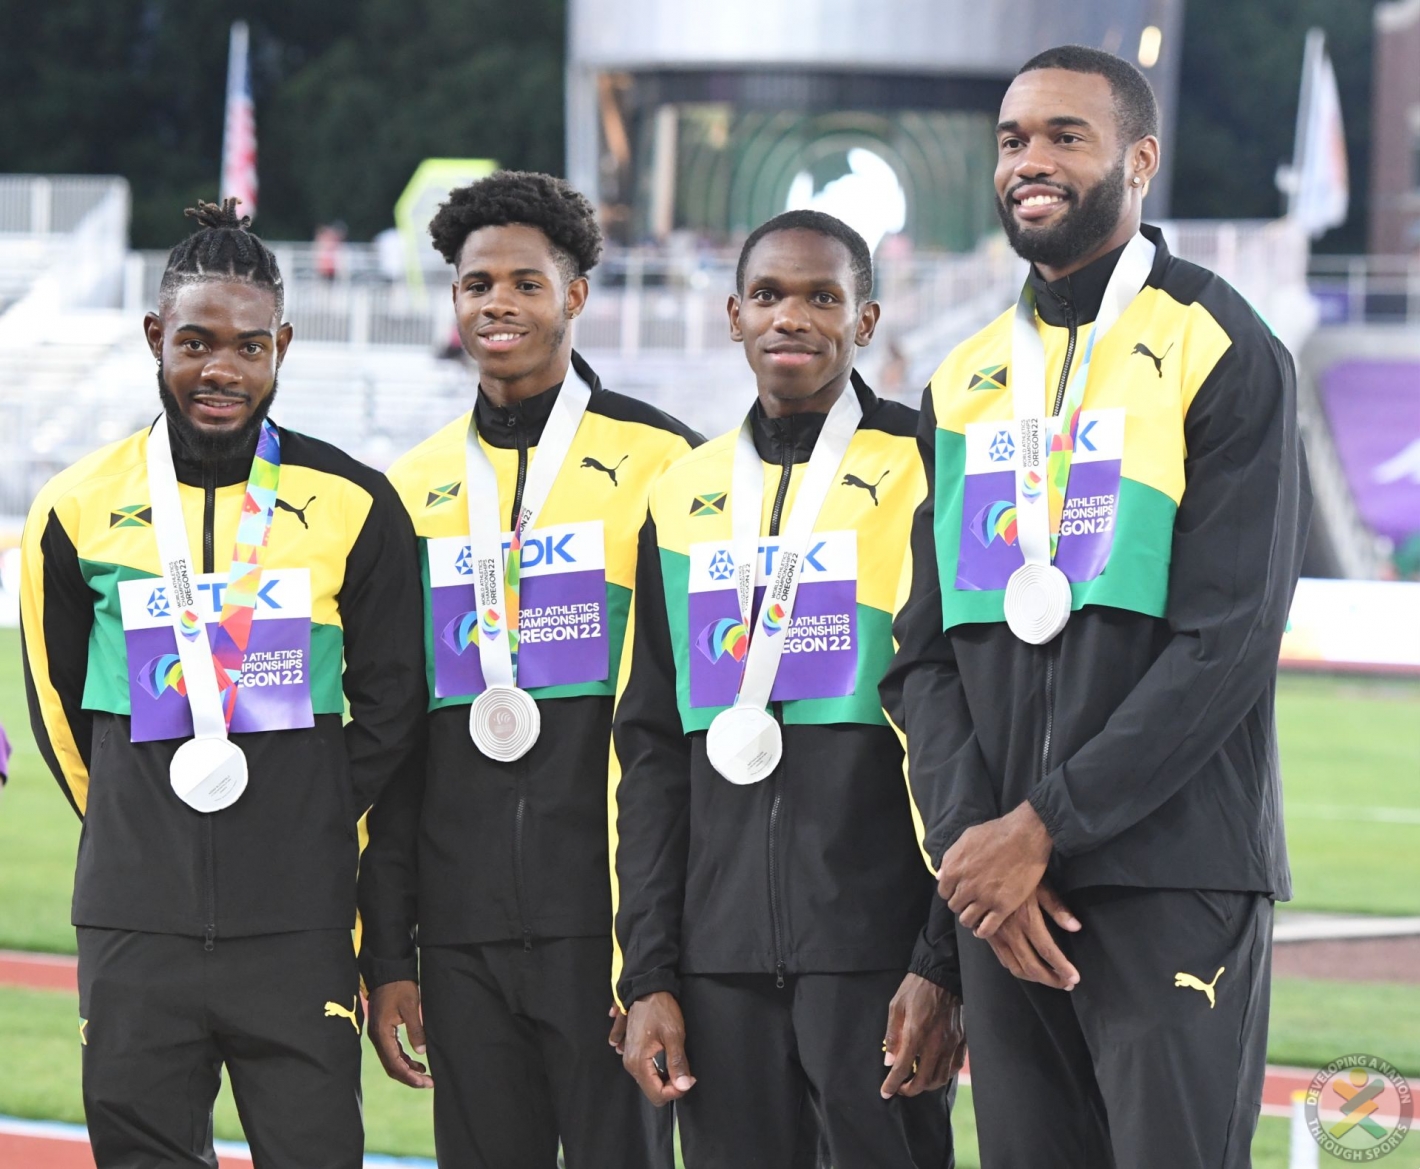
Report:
147,587,171,618
759,541,827,577
707,549,735,582
196,580,283,610
988,430,1016,463
519,532,577,569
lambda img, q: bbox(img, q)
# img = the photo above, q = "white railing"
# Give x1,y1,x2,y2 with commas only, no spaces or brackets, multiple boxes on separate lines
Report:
0,176,128,236
1307,255,1420,327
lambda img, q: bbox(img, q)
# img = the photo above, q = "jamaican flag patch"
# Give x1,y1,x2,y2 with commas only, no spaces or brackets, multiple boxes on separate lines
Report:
968,365,1007,392
690,492,727,517
426,481,461,509
109,505,152,528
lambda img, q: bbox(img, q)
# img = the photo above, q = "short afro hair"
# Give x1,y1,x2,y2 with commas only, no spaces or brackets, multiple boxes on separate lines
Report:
1017,44,1159,145
428,170,603,282
736,210,874,304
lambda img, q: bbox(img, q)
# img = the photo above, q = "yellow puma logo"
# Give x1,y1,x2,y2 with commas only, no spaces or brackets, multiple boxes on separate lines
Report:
1174,966,1225,1009
324,997,360,1033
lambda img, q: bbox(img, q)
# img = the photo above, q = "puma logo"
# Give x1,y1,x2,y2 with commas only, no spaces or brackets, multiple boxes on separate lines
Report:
1132,341,1174,377
581,455,629,486
275,495,316,529
1174,966,1225,1009
79,1018,88,1046
324,997,360,1033
841,469,890,506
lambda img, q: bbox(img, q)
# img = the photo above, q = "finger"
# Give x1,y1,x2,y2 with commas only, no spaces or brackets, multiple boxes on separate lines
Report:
955,898,983,928
882,1000,905,1066
1022,914,1081,989
947,1033,968,1078
1006,928,1067,989
987,935,1024,980
898,1028,948,1096
973,908,1006,938
404,1003,427,1055
628,1050,679,1106
880,1031,920,1098
663,1031,696,1093
936,870,958,902
945,886,972,915
1037,885,1082,932
373,1027,432,1088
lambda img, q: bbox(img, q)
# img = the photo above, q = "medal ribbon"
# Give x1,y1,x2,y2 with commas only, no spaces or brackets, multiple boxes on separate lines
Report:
727,385,862,714
145,416,282,739
462,366,593,690
1009,233,1155,569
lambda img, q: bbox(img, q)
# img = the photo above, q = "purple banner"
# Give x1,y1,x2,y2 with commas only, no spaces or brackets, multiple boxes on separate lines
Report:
1322,361,1420,545
688,581,857,709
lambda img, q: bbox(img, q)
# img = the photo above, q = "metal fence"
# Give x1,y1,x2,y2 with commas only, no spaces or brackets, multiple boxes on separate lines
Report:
1308,254,1420,326
0,175,129,236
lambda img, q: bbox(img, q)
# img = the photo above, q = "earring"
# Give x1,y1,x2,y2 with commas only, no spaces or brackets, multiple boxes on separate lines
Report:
1132,177,1141,187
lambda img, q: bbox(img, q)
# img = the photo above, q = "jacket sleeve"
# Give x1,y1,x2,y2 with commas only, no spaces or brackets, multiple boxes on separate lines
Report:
20,500,94,816
880,386,1002,867
356,737,426,989
1027,318,1311,856
611,512,692,1008
338,474,428,817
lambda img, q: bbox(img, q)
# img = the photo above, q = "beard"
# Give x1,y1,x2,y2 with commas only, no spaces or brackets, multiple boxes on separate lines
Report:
996,153,1128,271
158,370,278,463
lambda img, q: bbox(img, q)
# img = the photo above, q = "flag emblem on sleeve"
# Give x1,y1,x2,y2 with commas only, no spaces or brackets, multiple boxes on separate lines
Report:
690,492,728,517
109,505,153,528
426,482,461,509
968,365,1007,392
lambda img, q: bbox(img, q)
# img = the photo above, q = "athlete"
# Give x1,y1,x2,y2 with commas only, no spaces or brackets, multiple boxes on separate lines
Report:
357,171,695,1167
21,199,425,1167
614,210,963,1168
881,46,1311,1168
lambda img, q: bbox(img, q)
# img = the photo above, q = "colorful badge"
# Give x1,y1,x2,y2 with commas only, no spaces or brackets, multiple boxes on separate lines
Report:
687,530,857,709
428,520,608,698
119,569,315,742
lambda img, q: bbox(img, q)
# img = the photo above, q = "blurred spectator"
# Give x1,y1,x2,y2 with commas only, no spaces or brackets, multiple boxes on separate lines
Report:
314,221,347,280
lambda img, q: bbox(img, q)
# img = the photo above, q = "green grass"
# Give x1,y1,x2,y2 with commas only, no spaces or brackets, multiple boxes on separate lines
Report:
1,980,1403,1166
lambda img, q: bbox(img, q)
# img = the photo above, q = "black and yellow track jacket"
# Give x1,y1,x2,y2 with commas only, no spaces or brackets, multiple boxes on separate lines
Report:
21,421,425,941
881,225,1312,897
612,375,959,1009
357,352,699,988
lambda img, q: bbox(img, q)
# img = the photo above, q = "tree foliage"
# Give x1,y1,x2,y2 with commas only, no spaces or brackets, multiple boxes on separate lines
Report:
1173,0,1375,251
0,0,565,246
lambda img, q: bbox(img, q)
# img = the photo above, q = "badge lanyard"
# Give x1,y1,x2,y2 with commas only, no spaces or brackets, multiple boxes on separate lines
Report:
706,385,862,784
1003,232,1155,643
461,365,592,759
146,415,281,810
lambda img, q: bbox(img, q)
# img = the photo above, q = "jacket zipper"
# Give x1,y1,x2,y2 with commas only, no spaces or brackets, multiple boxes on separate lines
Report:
507,411,534,951
201,464,218,950
766,427,794,989
1040,294,1076,779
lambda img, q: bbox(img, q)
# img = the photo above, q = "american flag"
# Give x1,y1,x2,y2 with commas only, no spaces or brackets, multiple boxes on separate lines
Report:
220,21,258,219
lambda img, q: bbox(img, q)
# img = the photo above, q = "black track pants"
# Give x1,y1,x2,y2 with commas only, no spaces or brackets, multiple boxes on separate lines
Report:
960,887,1272,1169
76,927,364,1169
419,936,672,1169
676,970,955,1169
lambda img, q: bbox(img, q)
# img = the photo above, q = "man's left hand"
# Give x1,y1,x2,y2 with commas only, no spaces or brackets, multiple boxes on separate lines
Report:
938,801,1053,938
879,973,966,1099
608,1003,628,1055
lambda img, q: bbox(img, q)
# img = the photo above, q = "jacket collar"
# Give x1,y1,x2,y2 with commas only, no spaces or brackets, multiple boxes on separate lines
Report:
160,416,263,489
749,371,876,465
1027,222,1168,328
473,350,601,449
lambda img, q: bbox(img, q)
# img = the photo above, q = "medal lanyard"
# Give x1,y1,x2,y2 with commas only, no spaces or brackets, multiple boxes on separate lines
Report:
462,366,592,689
1009,232,1155,568
146,415,282,738
728,385,862,713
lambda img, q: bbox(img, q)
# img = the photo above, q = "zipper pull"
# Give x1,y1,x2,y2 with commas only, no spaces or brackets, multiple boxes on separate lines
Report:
204,925,216,953
523,928,533,954
775,962,786,989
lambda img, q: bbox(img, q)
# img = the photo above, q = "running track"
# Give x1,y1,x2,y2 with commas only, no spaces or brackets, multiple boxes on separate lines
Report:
0,951,1383,1166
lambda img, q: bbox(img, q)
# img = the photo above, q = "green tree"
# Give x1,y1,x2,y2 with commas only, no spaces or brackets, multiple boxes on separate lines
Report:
1173,0,1375,252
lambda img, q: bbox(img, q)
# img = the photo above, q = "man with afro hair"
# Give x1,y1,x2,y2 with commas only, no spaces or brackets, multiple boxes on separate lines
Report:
358,171,698,1167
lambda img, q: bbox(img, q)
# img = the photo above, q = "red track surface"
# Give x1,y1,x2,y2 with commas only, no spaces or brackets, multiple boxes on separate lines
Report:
0,950,77,993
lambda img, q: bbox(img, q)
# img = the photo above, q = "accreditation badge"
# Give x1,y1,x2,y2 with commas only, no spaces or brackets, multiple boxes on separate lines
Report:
955,408,1126,592
687,530,858,709
118,569,316,743
428,519,609,698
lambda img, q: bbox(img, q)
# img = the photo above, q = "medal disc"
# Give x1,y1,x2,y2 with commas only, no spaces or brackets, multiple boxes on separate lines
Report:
469,685,541,762
170,736,248,813
1004,563,1073,645
706,704,782,785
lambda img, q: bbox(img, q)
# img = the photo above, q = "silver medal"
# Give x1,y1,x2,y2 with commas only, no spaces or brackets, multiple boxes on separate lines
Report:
1003,562,1073,645
170,736,249,813
469,685,541,762
706,703,783,785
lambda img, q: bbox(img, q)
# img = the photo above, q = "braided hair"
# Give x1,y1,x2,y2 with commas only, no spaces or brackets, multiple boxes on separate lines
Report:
157,198,285,318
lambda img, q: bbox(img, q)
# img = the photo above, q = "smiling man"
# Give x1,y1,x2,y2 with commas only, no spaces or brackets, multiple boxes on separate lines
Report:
20,199,425,1168
613,210,963,1168
357,171,696,1167
881,46,1311,1167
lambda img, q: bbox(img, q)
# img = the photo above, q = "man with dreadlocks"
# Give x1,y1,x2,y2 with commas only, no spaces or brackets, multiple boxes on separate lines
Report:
357,171,697,1167
21,199,425,1168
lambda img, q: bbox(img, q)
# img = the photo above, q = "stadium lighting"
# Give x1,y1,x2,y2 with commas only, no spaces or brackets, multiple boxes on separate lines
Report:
1138,25,1162,68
